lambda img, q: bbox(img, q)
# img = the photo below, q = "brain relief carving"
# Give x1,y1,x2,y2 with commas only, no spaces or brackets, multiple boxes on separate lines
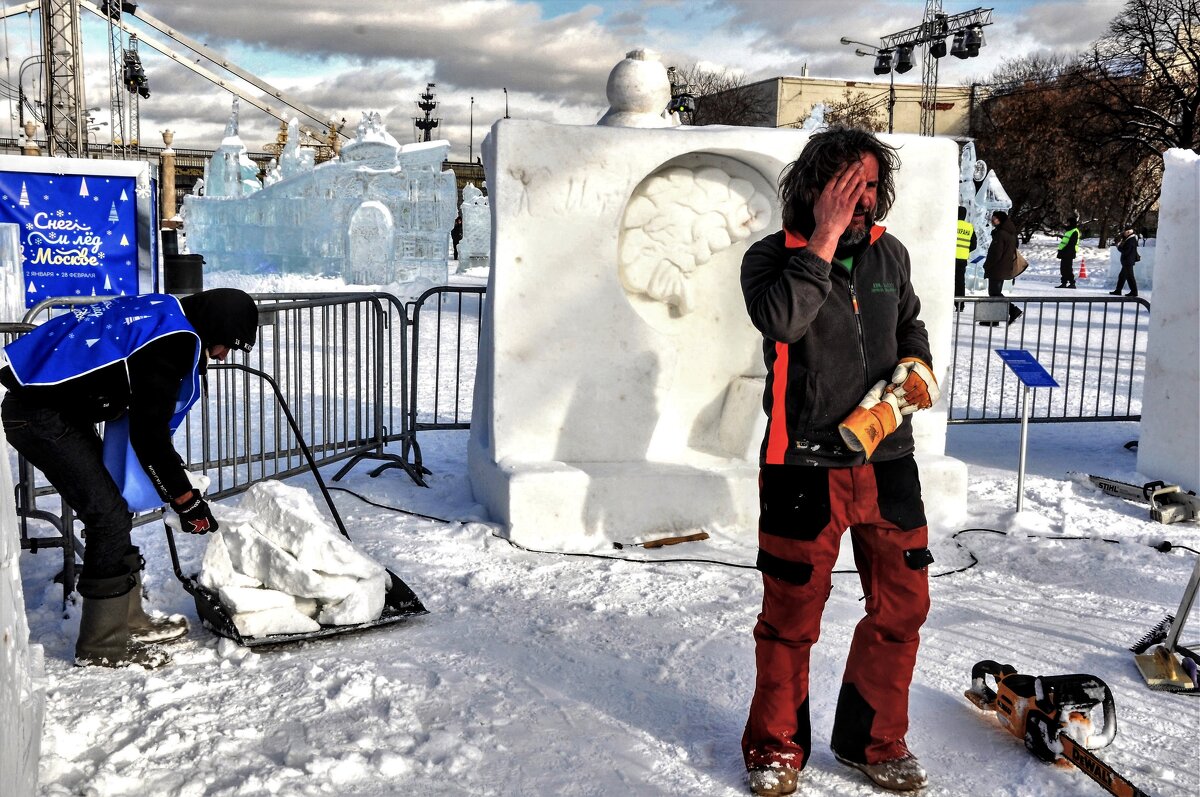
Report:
620,164,772,315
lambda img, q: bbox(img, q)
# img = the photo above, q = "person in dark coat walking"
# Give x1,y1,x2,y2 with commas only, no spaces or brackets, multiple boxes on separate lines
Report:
982,210,1023,325
1109,228,1139,297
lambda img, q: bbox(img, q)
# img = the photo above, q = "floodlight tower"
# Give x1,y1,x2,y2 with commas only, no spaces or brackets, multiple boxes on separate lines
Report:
40,0,88,156
873,0,993,136
414,83,440,143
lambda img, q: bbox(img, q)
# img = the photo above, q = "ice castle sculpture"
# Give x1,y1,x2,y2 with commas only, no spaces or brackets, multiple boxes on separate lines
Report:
457,182,490,272
183,108,457,293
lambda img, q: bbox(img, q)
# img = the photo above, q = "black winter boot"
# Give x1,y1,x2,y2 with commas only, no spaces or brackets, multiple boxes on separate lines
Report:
75,572,171,669
123,548,188,644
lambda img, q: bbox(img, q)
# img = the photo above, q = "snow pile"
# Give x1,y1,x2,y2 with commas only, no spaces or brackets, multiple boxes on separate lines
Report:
195,481,390,637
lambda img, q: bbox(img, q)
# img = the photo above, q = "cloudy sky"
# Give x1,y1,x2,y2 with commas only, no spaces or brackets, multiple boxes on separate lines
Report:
3,0,1125,159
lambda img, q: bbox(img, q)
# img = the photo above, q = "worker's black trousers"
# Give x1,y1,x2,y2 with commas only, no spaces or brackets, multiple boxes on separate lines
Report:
2,392,133,579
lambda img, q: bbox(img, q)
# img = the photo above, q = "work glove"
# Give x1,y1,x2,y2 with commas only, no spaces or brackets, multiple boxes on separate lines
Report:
174,494,218,535
887,356,940,414
838,380,903,460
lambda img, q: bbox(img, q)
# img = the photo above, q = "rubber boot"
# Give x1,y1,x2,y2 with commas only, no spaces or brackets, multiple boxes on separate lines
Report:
123,548,189,644
75,572,171,669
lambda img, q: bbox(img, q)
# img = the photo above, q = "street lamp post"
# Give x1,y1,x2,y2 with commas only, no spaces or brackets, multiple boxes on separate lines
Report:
503,87,509,119
17,55,45,128
839,37,895,133
469,96,474,163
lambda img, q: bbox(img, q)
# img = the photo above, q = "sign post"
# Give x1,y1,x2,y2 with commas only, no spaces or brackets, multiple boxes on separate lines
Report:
995,349,1059,511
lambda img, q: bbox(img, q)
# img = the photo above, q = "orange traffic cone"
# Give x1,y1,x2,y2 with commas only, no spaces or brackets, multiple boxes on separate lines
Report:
1078,258,1088,279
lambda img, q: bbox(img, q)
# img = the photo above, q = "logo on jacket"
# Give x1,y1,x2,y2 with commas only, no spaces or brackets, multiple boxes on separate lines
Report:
870,281,897,294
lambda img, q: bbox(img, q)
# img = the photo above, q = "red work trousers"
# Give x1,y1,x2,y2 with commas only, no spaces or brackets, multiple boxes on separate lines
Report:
742,456,931,771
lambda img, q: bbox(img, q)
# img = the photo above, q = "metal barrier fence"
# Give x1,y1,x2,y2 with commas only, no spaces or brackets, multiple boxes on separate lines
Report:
948,295,1150,423
3,293,412,589
4,288,1150,580
388,285,484,484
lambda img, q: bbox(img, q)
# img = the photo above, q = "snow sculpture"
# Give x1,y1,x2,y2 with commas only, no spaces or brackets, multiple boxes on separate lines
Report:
197,480,390,636
597,49,674,128
458,182,490,272
1138,149,1200,492
469,117,967,548
619,164,771,315
183,111,457,296
0,417,45,797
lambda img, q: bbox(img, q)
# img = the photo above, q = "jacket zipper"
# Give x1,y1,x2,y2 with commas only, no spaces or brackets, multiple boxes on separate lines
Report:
848,274,869,392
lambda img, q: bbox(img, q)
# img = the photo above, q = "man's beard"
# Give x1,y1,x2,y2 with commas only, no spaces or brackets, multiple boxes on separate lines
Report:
840,209,874,245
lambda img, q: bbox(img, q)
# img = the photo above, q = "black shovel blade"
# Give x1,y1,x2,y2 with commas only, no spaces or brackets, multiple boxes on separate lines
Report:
183,568,427,648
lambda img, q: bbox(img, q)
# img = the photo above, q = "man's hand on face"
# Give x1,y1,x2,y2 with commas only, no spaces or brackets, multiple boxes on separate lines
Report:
807,160,867,262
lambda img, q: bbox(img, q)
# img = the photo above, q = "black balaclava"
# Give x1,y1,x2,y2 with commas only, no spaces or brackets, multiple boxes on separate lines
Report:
179,288,258,354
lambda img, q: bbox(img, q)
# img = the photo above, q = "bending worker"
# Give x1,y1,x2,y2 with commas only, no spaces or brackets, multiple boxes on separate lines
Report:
1,288,258,669
739,127,939,795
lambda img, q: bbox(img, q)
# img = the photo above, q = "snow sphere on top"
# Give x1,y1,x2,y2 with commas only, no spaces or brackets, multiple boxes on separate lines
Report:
597,49,673,128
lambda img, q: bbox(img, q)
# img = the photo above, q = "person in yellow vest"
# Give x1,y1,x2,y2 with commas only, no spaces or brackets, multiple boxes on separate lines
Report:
955,207,976,312
1056,217,1081,288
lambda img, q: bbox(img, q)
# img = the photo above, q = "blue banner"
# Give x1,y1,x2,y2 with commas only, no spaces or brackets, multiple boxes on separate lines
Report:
0,170,139,307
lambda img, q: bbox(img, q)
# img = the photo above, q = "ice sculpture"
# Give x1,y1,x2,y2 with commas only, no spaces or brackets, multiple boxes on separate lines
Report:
958,141,1012,291
800,103,828,131
619,165,771,315
202,100,263,199
458,182,490,272
183,110,457,295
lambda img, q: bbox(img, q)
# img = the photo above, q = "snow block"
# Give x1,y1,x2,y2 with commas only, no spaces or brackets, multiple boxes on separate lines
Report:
238,482,386,581
1138,150,1200,492
469,119,966,547
0,404,45,797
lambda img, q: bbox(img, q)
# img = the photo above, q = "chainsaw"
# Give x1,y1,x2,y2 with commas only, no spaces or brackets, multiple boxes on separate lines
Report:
1086,474,1200,525
964,660,1151,797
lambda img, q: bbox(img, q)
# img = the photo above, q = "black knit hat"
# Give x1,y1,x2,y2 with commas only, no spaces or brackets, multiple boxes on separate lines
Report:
179,288,258,353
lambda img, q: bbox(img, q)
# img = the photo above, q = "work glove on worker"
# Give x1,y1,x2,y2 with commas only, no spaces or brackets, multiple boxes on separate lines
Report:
887,356,940,414
839,380,903,460
173,493,218,534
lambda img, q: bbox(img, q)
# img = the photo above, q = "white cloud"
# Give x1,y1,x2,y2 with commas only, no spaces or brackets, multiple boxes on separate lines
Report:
9,1,1128,155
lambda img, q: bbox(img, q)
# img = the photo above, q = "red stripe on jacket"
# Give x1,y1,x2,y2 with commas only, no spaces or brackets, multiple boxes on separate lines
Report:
765,341,790,464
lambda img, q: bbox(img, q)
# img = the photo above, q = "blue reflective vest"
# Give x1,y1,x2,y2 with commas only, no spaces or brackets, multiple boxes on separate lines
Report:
3,294,201,510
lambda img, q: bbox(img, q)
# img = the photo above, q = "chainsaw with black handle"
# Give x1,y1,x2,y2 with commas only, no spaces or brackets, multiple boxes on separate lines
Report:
1085,474,1200,525
964,660,1152,797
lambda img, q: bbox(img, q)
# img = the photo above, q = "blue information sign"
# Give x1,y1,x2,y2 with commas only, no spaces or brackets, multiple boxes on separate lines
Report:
0,170,139,307
995,349,1058,388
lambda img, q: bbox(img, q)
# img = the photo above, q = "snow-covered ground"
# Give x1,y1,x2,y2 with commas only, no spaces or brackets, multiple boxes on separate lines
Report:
17,246,1200,797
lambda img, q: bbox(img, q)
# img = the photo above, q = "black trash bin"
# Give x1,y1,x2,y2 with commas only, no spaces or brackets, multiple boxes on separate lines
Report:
163,253,204,296
161,228,179,256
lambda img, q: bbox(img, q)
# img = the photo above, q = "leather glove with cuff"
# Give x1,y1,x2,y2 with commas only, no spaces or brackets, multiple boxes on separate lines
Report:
887,356,940,414
839,380,903,460
174,493,218,534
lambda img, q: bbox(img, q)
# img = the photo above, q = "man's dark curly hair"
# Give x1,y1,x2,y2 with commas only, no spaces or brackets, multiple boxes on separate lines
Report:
779,126,900,233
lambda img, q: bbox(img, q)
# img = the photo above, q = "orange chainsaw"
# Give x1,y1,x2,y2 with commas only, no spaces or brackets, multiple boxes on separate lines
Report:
964,660,1151,797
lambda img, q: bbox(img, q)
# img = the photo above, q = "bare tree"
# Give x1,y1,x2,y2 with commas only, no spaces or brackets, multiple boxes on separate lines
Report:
672,65,774,126
823,90,888,132
1074,0,1200,155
